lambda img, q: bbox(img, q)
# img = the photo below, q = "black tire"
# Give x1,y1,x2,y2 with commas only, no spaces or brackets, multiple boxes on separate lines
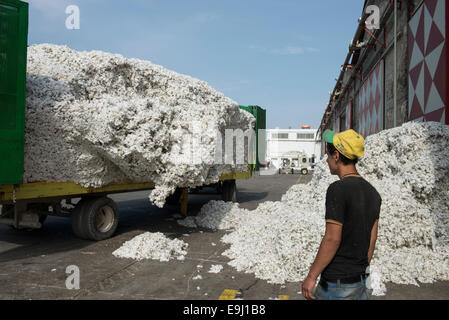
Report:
72,197,119,241
222,180,237,203
301,168,308,175
71,198,91,239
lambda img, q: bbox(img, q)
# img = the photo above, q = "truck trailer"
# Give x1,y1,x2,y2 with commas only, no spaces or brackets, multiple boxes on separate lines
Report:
0,0,255,241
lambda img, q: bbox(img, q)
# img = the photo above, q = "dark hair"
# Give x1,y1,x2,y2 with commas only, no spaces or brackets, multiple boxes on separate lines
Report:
326,142,358,166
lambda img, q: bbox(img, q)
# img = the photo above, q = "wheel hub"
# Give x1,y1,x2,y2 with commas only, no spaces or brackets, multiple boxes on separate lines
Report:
95,205,115,233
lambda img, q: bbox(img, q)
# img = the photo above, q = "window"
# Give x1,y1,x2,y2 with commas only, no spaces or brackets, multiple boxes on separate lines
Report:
272,133,289,139
297,133,315,140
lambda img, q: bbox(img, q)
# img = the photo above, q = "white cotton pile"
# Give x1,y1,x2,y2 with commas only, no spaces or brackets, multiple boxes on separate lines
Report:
177,200,251,230
208,265,224,273
194,122,449,296
24,44,253,207
112,232,188,262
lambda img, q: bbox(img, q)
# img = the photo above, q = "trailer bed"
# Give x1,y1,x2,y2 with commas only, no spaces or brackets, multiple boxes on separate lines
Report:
0,170,251,202
0,169,251,240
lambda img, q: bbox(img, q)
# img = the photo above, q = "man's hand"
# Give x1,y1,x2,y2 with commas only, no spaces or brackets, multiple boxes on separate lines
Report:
302,222,342,300
301,275,317,300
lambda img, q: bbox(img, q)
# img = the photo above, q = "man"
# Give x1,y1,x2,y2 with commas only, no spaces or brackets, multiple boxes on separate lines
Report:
301,129,381,300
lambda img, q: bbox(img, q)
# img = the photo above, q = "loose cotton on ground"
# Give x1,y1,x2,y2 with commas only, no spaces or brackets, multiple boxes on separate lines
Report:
25,44,253,207
188,122,449,296
112,232,188,262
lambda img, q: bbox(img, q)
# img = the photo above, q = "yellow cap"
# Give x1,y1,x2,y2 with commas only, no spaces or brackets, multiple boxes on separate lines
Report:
322,129,365,160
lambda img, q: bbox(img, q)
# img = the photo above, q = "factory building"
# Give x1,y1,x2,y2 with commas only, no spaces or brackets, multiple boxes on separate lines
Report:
266,128,322,168
318,0,449,157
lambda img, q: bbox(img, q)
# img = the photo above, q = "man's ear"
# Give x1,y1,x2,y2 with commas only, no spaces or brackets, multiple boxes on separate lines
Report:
335,151,340,162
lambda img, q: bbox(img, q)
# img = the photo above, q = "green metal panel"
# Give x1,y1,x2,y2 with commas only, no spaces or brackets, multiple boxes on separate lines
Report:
239,106,250,113
254,106,266,169
239,105,267,170
0,0,28,184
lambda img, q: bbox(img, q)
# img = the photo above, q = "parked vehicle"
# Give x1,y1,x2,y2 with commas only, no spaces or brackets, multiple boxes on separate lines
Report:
277,151,311,175
0,0,252,241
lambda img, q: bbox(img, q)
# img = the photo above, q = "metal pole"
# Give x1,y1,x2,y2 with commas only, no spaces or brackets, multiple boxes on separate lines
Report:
394,0,398,127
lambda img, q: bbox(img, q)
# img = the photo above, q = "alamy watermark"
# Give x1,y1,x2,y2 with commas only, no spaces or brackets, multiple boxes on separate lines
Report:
165,120,282,172
65,5,80,30
365,5,380,30
171,121,263,166
65,265,80,290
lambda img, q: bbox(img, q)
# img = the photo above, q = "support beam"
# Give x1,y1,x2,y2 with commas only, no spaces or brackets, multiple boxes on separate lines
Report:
180,188,189,216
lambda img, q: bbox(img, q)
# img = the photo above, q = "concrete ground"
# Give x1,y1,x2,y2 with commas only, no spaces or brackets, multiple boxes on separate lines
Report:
0,173,448,300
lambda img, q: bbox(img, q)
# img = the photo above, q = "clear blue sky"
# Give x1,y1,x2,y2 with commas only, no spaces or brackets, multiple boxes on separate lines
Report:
27,0,364,129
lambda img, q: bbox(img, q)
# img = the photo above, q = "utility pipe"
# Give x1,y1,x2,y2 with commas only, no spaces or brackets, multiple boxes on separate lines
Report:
393,0,398,127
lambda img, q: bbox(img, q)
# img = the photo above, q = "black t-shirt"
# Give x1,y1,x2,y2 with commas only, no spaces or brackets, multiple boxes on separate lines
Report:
322,176,382,279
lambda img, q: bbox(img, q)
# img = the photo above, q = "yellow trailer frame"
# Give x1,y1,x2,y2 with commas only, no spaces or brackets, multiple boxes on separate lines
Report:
0,169,252,234
0,170,252,203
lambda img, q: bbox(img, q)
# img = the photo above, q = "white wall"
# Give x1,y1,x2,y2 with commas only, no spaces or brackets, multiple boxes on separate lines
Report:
266,129,321,166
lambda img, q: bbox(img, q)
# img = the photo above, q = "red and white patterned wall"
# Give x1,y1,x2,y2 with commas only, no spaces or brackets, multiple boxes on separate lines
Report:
357,60,384,138
408,0,448,124
333,115,340,132
345,101,353,130
331,101,351,133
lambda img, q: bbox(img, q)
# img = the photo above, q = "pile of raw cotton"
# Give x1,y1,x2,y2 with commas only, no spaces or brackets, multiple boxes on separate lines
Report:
177,201,252,230
112,232,188,262
25,44,253,207
184,121,449,296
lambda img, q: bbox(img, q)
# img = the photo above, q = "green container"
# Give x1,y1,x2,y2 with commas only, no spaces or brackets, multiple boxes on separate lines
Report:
0,0,28,184
239,105,266,170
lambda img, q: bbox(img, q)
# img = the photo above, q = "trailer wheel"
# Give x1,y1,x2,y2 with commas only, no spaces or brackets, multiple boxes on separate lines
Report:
71,198,91,239
222,180,237,203
301,168,308,175
72,197,119,241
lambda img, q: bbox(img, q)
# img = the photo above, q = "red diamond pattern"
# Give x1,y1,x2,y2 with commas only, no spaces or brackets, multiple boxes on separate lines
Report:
425,0,438,16
409,61,423,89
408,0,447,125
357,61,383,138
425,21,445,55
423,62,433,107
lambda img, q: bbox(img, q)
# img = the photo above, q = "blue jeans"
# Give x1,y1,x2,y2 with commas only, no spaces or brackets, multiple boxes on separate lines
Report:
314,276,372,300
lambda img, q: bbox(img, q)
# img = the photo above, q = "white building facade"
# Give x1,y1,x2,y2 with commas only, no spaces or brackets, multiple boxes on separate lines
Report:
266,129,322,168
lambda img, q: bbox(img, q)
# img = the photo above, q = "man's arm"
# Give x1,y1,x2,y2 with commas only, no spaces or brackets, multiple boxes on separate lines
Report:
301,220,342,300
367,219,379,264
